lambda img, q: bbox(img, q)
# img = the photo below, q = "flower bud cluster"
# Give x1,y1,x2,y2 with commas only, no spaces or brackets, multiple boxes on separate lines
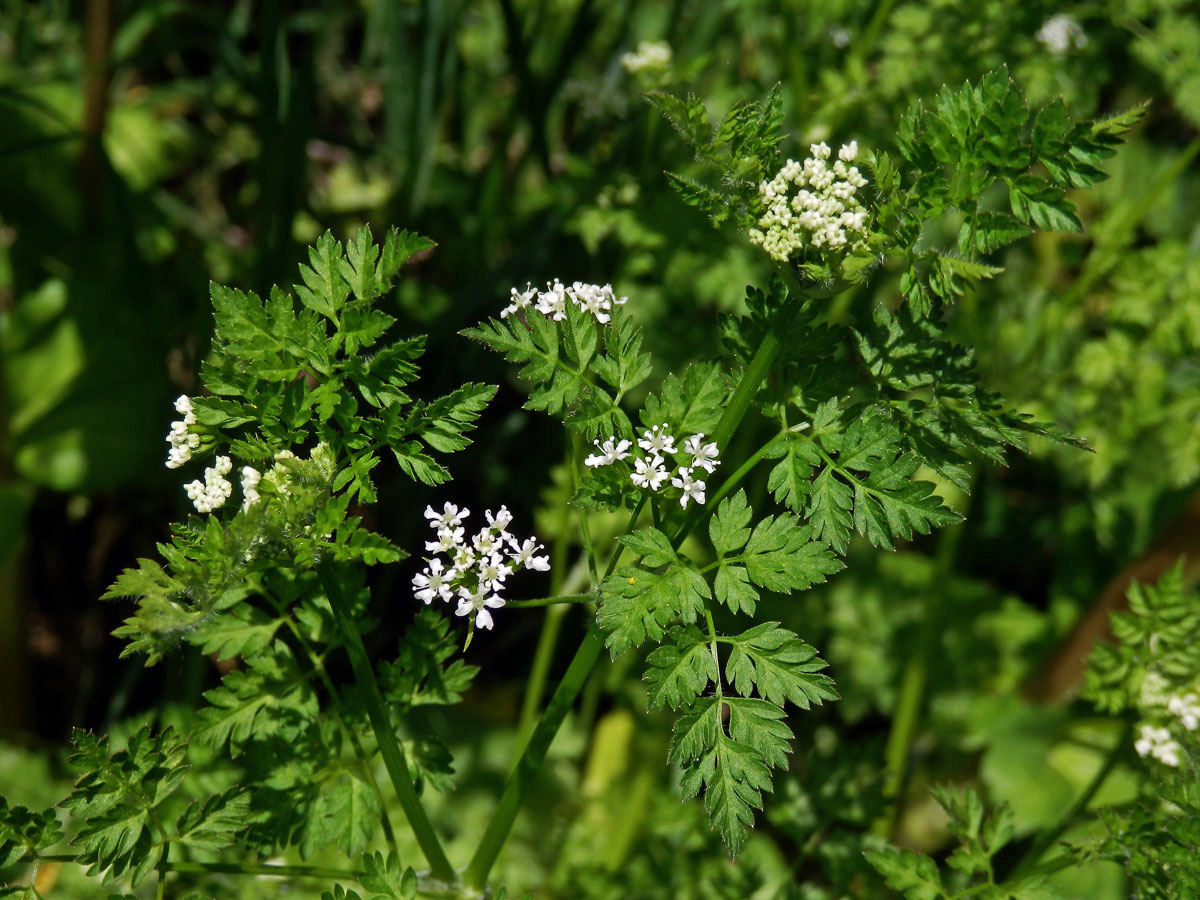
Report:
165,395,201,469
502,279,628,325
413,502,550,631
585,425,720,508
185,456,234,514
748,141,869,263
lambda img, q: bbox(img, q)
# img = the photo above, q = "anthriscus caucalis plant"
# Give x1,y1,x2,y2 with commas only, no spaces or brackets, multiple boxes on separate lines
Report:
5,69,1178,900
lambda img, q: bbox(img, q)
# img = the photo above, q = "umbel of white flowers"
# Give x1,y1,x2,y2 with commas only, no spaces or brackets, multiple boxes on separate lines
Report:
413,503,550,631
585,424,720,508
749,140,869,262
501,279,628,324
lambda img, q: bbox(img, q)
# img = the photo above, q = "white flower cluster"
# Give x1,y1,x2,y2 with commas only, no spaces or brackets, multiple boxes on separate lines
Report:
413,502,550,631
585,424,719,508
748,141,869,263
1168,692,1200,731
1133,690,1199,767
185,456,234,514
621,40,672,75
1135,724,1181,767
502,279,628,325
1036,15,1087,54
165,395,201,469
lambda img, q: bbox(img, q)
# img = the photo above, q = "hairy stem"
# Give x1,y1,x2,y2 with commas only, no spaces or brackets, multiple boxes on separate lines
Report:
315,560,455,883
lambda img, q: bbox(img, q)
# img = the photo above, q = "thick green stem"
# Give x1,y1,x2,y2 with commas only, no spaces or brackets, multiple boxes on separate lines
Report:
463,625,606,890
315,561,455,883
464,281,823,890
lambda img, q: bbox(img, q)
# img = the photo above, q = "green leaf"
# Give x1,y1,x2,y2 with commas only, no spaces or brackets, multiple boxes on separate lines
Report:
671,696,792,856
723,622,838,709
0,798,63,869
175,789,251,854
380,608,479,710
709,490,843,614
639,361,728,438
196,644,319,753
644,625,717,711
302,773,380,858
295,231,351,321
359,850,418,900
863,847,944,900
63,726,190,885
597,533,711,657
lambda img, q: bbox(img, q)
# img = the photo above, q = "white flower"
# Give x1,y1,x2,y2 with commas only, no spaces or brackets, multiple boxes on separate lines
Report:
185,455,234,514
630,454,669,491
241,466,262,510
810,141,831,160
1036,14,1087,54
456,585,506,630
478,553,513,591
621,40,672,75
413,559,454,604
585,437,633,467
425,502,468,529
1169,693,1200,731
485,505,514,534
1135,724,1181,767
502,283,538,318
637,424,676,456
683,433,720,474
535,279,569,321
508,536,551,571
473,528,505,556
671,466,706,508
452,542,477,572
838,140,858,162
425,526,464,554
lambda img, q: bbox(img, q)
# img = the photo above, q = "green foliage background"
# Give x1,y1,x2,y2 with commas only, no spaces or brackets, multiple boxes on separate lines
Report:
1,1,1199,898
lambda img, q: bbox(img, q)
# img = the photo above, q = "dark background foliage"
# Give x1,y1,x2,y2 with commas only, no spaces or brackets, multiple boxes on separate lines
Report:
2,1,1199,897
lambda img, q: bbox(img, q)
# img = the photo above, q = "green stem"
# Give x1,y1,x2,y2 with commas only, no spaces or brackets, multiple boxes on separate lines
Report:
877,512,966,839
463,624,607,890
506,593,593,609
671,295,807,547
570,433,601,585
463,280,827,891
283,617,399,856
517,603,568,737
315,560,455,883
1005,720,1133,882
166,860,361,880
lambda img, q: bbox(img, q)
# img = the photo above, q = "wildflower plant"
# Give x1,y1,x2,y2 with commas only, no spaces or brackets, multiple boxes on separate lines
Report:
4,67,1177,900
